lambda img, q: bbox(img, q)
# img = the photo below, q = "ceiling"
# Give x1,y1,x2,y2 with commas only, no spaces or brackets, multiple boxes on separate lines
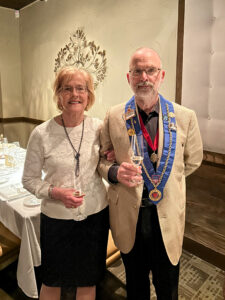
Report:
0,0,38,10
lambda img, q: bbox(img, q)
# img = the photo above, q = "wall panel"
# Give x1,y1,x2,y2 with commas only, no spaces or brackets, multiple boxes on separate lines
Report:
182,0,225,154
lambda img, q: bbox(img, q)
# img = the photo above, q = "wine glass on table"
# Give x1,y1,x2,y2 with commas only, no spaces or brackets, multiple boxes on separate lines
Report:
131,134,144,183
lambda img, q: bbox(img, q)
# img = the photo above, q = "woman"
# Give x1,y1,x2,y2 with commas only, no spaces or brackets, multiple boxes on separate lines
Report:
22,66,111,300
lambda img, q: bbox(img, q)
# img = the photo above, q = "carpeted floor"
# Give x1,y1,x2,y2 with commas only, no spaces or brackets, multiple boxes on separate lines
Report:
0,250,224,299
108,249,225,299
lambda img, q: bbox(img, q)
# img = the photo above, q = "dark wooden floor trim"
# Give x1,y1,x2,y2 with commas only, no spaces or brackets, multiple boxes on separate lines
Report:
183,236,225,271
175,0,185,104
0,117,43,125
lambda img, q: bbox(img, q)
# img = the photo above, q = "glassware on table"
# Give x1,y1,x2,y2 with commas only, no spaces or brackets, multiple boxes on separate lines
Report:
0,147,3,160
12,142,25,169
5,152,16,168
4,152,14,172
3,142,24,170
0,134,4,159
0,137,8,159
3,137,8,144
12,141,20,148
4,143,17,170
3,137,8,155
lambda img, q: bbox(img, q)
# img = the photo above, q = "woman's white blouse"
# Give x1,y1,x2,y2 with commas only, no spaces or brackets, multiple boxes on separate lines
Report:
22,116,108,219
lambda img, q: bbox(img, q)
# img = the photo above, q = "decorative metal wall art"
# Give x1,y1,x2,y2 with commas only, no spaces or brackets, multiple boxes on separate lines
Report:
54,28,107,89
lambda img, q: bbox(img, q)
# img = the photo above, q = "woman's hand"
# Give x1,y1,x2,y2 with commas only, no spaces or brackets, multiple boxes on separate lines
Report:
51,187,85,208
104,149,116,162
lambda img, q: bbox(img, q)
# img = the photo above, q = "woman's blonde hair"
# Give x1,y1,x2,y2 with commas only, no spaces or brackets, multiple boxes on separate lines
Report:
53,66,95,111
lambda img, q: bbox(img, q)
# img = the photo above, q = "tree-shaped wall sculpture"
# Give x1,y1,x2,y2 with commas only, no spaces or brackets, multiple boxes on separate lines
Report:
54,28,107,89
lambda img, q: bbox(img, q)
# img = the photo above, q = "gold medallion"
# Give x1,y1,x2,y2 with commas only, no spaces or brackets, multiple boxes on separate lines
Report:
149,188,162,202
127,128,135,136
150,152,158,163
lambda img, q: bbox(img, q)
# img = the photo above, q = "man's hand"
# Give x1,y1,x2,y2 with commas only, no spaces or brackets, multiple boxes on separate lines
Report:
117,162,143,187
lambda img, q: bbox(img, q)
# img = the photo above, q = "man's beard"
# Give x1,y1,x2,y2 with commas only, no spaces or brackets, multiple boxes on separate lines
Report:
135,82,157,105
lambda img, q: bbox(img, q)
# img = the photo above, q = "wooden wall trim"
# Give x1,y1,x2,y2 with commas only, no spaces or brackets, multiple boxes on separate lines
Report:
0,117,43,125
203,150,225,167
175,0,185,105
1,117,225,165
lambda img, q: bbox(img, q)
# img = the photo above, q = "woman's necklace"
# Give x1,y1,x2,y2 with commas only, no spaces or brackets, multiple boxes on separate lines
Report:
61,115,84,177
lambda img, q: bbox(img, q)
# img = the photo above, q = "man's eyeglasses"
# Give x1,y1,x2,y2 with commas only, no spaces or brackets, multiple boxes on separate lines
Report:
61,85,88,95
129,67,161,77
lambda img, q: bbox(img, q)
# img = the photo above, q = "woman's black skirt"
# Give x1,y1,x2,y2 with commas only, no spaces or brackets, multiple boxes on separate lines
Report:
40,206,109,287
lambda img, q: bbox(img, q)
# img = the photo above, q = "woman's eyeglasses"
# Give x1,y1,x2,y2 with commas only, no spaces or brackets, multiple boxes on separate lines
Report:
61,85,88,95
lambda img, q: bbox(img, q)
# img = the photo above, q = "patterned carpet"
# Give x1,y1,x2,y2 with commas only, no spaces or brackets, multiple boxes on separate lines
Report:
108,250,225,299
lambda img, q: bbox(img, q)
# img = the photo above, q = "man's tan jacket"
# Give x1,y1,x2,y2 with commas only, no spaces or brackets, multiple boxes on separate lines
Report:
98,99,203,266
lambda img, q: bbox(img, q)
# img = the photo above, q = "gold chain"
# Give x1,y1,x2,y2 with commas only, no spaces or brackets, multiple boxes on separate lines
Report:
131,104,172,188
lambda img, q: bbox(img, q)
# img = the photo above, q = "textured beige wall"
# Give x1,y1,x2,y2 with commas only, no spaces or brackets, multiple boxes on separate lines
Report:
0,7,23,118
19,0,178,121
0,0,178,145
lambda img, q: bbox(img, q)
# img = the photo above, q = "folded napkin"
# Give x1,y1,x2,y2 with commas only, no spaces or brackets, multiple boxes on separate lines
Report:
23,195,41,207
0,184,30,201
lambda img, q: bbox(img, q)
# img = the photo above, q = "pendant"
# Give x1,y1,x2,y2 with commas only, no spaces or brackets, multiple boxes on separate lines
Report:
163,115,168,122
169,122,177,131
123,108,136,120
149,188,162,202
75,153,80,160
150,152,158,163
127,128,135,136
152,175,160,185
168,112,175,118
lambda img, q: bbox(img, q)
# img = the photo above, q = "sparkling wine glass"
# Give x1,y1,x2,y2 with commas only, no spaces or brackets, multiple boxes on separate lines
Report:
72,182,87,221
130,134,144,184
131,134,144,166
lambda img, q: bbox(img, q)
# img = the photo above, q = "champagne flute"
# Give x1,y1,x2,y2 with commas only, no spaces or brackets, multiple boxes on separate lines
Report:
131,134,144,184
72,181,87,221
131,134,144,166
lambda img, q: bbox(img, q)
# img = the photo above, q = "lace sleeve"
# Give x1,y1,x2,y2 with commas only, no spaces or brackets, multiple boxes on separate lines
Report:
22,128,50,199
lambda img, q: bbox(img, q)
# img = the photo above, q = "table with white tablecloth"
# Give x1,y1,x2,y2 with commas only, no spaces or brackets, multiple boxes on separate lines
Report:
0,145,113,298
0,147,41,298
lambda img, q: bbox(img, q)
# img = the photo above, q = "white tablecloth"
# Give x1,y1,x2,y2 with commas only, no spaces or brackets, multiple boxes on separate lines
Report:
0,150,41,298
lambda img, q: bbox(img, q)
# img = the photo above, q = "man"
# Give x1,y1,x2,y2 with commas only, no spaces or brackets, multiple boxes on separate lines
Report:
99,47,203,299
